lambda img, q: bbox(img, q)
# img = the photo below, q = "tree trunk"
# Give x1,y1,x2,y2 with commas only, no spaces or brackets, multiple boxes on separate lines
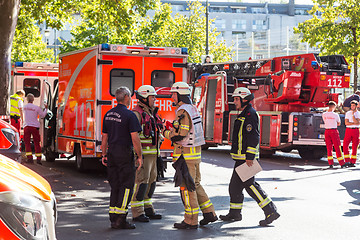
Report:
0,0,20,115
354,54,358,92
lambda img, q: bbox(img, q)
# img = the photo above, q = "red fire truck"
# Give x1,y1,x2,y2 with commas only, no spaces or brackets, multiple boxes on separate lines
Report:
43,44,188,171
190,54,350,159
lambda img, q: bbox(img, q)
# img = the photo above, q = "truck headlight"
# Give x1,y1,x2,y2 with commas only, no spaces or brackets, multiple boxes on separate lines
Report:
0,192,48,239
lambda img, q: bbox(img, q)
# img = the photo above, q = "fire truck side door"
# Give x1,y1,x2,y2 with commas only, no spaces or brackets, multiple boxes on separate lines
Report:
204,74,225,142
39,79,51,148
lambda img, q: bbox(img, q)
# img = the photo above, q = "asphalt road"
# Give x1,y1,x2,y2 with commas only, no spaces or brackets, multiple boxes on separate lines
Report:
39,148,360,240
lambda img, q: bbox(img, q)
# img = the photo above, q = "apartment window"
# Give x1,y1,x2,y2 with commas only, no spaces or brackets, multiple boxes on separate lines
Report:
210,7,227,13
254,31,266,40
252,20,267,30
251,8,266,14
231,7,247,13
214,19,226,29
295,9,309,15
172,4,183,12
232,32,246,40
232,19,247,30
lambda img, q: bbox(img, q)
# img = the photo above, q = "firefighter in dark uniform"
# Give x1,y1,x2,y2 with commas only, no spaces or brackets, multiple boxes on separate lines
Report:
219,87,280,226
102,87,143,230
163,82,217,229
131,85,162,222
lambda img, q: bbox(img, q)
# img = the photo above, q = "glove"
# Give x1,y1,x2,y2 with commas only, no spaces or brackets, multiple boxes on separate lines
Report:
165,120,173,131
157,156,166,179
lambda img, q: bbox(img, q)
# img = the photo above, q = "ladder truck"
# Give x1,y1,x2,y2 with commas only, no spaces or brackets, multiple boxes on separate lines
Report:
189,53,350,160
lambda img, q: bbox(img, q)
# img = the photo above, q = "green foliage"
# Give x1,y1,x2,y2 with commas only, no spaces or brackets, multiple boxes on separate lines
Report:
11,0,80,62
294,0,360,90
62,0,233,63
295,0,360,61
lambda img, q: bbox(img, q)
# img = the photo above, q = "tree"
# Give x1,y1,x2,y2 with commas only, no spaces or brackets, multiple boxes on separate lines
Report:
0,0,21,114
294,0,360,92
61,0,158,52
62,0,233,63
0,0,79,114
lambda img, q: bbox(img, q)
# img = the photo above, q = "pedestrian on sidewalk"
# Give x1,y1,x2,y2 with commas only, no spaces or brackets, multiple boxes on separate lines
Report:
23,93,47,164
343,100,360,167
131,85,163,222
322,101,345,168
101,87,143,230
10,90,25,132
220,87,280,226
163,82,217,229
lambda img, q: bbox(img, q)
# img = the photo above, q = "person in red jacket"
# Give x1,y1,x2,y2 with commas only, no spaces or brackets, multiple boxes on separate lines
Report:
322,101,345,168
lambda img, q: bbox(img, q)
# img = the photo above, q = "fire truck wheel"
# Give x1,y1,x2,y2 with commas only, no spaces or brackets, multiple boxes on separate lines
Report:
75,146,86,172
44,148,57,162
297,147,326,161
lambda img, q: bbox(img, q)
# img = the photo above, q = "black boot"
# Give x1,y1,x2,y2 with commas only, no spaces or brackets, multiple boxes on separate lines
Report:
112,214,136,229
133,214,150,222
174,220,198,229
259,212,280,226
145,208,162,219
219,209,242,222
199,212,218,225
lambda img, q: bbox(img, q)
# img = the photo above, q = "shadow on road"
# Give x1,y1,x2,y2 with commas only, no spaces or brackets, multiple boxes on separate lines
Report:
340,179,360,217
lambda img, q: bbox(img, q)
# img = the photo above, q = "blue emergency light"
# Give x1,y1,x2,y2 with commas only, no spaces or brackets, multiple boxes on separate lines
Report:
311,61,318,69
15,62,23,67
181,47,188,55
101,43,110,51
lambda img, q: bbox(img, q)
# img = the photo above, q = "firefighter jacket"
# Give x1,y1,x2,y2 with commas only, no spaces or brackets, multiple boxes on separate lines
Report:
133,102,162,155
231,103,260,162
172,154,195,191
163,102,205,162
10,94,23,117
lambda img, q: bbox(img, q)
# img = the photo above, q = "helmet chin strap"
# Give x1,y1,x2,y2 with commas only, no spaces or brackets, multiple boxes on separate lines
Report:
136,91,150,107
240,98,249,108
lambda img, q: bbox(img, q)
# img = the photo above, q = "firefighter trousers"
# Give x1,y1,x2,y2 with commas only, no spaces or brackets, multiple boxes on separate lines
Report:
24,126,42,161
228,161,277,217
131,154,158,218
324,129,344,166
107,146,135,224
180,160,216,226
343,128,359,164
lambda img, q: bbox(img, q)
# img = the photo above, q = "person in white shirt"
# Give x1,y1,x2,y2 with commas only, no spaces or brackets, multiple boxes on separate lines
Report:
23,93,48,164
343,100,360,167
322,101,345,168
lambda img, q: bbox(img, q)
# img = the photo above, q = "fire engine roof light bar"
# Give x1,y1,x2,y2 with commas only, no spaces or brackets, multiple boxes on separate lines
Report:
101,43,110,51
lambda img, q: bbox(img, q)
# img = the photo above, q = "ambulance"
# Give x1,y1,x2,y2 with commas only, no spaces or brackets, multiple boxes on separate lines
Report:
12,62,59,107
44,44,188,171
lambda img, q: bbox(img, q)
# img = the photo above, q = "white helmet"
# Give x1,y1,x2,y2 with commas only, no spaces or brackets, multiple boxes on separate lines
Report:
232,87,254,101
137,85,157,98
170,82,191,95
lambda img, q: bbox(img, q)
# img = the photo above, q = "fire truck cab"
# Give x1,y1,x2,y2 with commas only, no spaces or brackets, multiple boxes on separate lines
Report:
191,54,350,160
44,44,188,171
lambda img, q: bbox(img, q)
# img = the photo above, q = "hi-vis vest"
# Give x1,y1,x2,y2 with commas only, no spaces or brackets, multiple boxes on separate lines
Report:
133,105,162,155
10,94,21,117
177,104,205,147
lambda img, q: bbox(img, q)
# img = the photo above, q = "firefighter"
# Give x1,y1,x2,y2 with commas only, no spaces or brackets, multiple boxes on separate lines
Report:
219,87,280,226
343,100,360,167
101,87,143,229
23,93,47,164
322,101,345,168
130,85,163,222
10,90,25,132
163,82,217,229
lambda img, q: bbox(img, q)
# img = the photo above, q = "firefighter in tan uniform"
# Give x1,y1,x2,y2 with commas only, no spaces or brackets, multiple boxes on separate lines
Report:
163,82,217,229
131,85,162,222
